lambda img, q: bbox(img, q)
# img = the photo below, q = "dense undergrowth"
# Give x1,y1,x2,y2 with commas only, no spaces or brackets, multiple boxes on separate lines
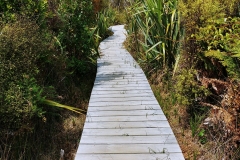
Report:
0,0,115,159
124,0,240,159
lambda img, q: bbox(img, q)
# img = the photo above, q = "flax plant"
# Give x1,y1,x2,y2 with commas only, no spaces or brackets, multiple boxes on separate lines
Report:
43,100,86,114
131,0,183,74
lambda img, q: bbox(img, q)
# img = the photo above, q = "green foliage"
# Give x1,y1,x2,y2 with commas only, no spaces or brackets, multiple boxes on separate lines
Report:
100,0,131,24
0,1,103,133
198,129,207,144
101,0,131,10
218,0,240,16
0,0,109,159
194,17,240,79
0,18,43,80
93,8,115,47
2,78,45,130
56,0,94,59
52,0,106,76
179,0,240,79
179,0,225,28
130,0,183,73
0,0,47,23
0,18,47,131
174,69,208,106
190,113,204,137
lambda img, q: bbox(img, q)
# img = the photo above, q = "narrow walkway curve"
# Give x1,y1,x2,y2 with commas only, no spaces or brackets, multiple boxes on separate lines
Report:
75,25,184,160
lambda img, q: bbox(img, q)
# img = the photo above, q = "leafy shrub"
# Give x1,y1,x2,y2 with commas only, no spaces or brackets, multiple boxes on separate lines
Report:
57,0,94,58
179,0,240,79
174,69,209,106
179,0,225,27
194,17,240,79
0,0,47,23
2,78,44,131
52,0,99,76
0,18,47,131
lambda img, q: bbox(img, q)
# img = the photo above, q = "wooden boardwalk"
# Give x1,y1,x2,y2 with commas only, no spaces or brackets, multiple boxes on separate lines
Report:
75,25,184,160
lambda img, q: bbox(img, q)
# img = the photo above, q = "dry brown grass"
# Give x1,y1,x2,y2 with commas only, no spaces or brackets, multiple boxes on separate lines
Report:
149,73,240,160
149,77,203,159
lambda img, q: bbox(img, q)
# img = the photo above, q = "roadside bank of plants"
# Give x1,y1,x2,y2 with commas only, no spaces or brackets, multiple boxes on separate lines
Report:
125,0,240,159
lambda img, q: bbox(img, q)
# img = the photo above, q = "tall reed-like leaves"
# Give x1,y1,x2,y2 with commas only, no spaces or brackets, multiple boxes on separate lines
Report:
91,8,116,56
132,0,183,74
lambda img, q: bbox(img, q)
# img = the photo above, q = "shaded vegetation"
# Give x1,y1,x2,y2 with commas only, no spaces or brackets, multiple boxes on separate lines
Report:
0,0,113,159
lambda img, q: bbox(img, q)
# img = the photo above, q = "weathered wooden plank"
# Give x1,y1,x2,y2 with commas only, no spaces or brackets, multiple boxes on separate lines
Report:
95,73,146,76
89,97,156,102
88,101,159,106
98,61,139,63
90,93,154,98
94,79,148,83
82,128,174,136
92,86,150,90
97,67,141,70
94,82,149,85
99,55,134,58
94,79,149,82
99,57,136,60
95,73,146,77
83,121,170,129
92,91,154,97
92,87,151,91
80,135,178,144
85,115,167,122
99,53,132,56
96,72,145,75
95,77,146,80
94,82,149,86
99,56,135,59
98,57,135,59
86,110,163,116
94,78,150,82
97,61,138,64
98,58,135,61
100,53,133,55
96,72,144,76
91,89,151,93
77,144,182,154
98,62,138,64
97,67,142,70
75,153,185,160
97,65,140,68
94,79,150,84
86,105,161,111
95,76,146,79
95,74,146,77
